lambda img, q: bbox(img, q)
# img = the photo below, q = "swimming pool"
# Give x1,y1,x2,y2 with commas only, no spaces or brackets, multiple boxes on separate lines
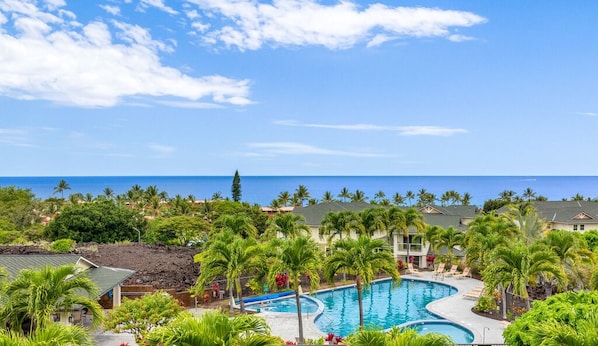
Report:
250,278,459,337
402,320,475,344
313,279,457,336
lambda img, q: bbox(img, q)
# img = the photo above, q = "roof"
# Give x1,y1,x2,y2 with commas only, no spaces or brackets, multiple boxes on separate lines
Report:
498,201,598,224
292,201,372,225
0,254,135,298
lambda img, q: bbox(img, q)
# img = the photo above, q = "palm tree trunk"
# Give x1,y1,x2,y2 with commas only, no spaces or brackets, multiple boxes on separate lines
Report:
236,278,246,313
500,284,507,320
229,286,235,312
357,277,364,327
294,281,305,344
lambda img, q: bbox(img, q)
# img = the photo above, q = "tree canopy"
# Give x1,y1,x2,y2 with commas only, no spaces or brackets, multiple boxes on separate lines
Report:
45,200,146,243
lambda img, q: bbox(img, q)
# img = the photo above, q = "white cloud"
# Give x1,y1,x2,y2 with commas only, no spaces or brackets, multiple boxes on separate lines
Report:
186,0,486,50
448,34,474,42
574,112,597,116
246,142,390,157
0,1,251,107
100,5,121,16
139,0,178,15
275,120,468,136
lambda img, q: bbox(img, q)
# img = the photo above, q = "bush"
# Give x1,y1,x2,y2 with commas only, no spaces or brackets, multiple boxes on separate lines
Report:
105,291,184,343
474,296,497,312
50,238,76,253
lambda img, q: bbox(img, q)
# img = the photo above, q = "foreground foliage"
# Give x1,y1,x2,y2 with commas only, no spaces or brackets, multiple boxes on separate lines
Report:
504,290,598,346
0,323,93,346
345,326,455,346
147,310,282,346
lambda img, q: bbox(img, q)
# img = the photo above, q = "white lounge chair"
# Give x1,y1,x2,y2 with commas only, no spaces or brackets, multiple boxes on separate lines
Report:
407,263,422,276
463,285,484,300
444,264,459,277
432,262,446,279
454,267,471,279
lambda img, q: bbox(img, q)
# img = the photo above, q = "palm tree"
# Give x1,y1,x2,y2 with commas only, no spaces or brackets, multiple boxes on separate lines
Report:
374,190,386,203
392,192,404,206
323,236,400,328
347,326,455,346
461,192,472,206
53,179,71,199
505,204,546,245
541,230,596,290
351,189,367,202
211,191,223,200
338,187,351,202
319,210,361,246
389,207,426,263
321,191,335,203
0,265,104,334
103,187,114,200
483,242,566,313
405,191,415,206
294,185,310,206
436,226,464,265
146,310,281,346
213,214,258,238
268,236,322,344
265,213,310,240
464,214,518,271
358,207,388,237
194,230,262,313
499,190,516,202
522,187,536,201
277,191,291,206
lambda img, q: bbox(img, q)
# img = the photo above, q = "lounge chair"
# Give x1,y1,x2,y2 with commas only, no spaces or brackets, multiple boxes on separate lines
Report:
406,263,422,276
432,263,446,279
454,267,471,279
444,264,459,277
463,285,484,300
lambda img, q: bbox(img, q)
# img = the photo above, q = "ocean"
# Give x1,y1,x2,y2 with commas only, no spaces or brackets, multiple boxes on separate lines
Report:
0,176,597,207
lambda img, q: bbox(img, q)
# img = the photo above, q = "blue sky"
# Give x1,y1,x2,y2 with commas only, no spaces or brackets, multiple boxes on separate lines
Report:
1,0,597,177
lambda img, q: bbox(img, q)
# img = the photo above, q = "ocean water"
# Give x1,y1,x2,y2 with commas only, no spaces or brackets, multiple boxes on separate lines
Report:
1,176,597,207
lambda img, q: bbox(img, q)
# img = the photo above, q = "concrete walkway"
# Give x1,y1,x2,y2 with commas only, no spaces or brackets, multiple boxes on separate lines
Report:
257,272,507,344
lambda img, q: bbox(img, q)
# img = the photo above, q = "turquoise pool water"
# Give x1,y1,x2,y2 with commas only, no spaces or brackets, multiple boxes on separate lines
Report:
405,320,475,344
248,296,319,313
313,279,457,337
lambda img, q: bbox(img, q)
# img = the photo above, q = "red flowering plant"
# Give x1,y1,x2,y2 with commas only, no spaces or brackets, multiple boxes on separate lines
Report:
396,259,405,271
284,341,297,345
275,273,289,288
325,333,335,342
335,336,344,344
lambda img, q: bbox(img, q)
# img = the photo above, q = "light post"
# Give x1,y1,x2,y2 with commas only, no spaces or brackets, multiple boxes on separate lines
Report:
483,326,490,344
133,227,141,243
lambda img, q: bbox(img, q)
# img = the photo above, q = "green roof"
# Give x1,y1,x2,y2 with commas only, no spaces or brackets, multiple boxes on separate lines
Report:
293,201,372,225
0,255,135,298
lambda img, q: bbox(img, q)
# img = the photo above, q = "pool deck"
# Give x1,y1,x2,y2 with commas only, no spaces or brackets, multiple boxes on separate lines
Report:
256,271,507,344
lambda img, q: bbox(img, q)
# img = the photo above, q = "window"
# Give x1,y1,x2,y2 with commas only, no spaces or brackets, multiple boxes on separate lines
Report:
581,224,585,231
573,225,578,231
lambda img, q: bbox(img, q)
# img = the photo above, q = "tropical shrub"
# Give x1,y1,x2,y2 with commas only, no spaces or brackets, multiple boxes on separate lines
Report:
474,296,497,313
105,291,184,343
504,290,598,346
50,238,76,253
